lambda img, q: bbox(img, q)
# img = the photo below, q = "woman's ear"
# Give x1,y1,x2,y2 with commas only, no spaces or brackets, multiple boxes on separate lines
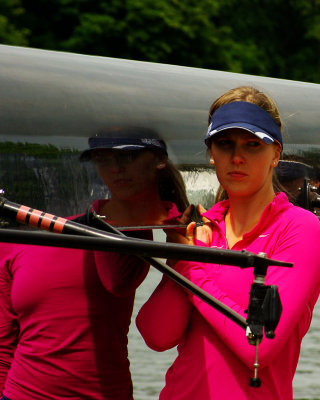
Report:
207,146,215,166
156,153,168,170
156,161,166,170
271,144,281,168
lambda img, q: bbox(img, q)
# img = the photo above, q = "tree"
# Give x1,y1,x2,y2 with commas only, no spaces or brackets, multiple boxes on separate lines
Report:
0,0,29,45
217,0,320,81
1,0,320,83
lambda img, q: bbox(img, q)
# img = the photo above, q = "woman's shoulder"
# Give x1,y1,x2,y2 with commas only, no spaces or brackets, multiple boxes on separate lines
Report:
278,199,320,232
0,241,31,271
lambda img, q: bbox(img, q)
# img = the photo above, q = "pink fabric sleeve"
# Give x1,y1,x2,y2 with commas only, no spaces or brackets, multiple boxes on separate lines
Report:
93,229,152,297
174,213,320,369
0,248,19,391
94,251,150,297
136,275,192,351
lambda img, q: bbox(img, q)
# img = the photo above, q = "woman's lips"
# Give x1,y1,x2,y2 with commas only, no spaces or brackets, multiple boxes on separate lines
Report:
227,171,248,179
113,178,131,186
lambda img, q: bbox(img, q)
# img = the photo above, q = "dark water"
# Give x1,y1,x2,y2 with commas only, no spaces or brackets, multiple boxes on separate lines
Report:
129,262,320,400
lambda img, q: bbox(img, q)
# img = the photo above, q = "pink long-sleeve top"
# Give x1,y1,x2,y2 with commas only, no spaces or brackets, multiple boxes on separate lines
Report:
0,200,181,400
136,193,320,400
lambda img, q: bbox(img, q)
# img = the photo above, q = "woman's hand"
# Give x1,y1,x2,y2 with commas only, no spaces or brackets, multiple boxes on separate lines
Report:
166,204,213,246
190,204,213,246
165,204,213,266
165,204,194,246
165,205,194,266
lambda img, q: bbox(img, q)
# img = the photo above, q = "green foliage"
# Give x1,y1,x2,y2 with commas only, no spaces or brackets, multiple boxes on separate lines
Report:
0,0,29,45
0,142,80,158
1,0,320,82
219,0,320,81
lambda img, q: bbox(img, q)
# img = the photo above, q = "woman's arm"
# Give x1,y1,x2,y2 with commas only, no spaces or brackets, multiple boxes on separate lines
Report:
173,213,320,368
94,250,150,297
136,275,192,351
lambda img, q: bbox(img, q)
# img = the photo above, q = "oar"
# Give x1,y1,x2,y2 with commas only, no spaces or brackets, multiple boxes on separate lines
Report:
0,196,292,332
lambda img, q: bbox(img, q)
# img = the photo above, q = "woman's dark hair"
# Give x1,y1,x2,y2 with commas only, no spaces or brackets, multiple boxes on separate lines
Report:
158,159,189,212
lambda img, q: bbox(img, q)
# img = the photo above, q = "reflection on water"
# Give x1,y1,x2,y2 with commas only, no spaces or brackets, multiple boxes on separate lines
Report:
129,268,320,400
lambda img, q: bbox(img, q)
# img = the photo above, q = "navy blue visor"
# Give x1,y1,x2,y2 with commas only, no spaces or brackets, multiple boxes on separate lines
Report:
205,101,283,148
80,136,167,161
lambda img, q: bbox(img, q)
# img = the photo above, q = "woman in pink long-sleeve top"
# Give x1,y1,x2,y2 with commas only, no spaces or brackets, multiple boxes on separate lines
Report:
0,130,189,400
136,86,320,400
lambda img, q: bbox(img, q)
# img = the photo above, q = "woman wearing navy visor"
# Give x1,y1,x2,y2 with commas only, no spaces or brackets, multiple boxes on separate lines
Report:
0,127,189,400
77,129,189,229
137,86,320,399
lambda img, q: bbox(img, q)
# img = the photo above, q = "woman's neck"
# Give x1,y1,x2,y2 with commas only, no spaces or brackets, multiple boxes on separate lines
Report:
225,188,275,248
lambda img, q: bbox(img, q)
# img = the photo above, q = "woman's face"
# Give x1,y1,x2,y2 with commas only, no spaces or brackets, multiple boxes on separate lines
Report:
91,149,165,201
209,129,281,198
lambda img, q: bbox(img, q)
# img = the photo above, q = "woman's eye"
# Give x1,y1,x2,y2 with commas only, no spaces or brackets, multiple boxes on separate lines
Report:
94,157,107,163
247,140,261,147
215,139,232,146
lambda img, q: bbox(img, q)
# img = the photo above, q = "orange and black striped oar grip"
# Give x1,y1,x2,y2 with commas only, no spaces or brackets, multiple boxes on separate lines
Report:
16,205,67,233
0,196,114,238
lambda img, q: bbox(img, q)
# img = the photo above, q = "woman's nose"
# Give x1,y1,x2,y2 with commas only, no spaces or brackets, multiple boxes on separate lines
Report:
105,156,126,172
109,161,125,172
231,145,245,165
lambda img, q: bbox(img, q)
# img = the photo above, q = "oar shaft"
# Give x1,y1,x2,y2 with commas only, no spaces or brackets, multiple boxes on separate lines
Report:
0,197,292,269
0,196,292,331
0,228,247,329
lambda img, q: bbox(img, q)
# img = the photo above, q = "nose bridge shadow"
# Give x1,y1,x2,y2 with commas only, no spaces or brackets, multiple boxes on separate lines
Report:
231,150,245,164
